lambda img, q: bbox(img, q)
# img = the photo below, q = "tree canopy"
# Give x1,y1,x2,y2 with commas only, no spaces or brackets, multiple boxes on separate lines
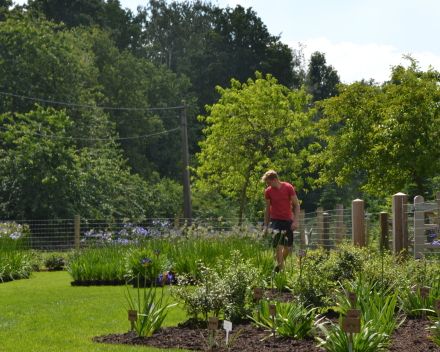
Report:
195,72,313,221
312,57,440,198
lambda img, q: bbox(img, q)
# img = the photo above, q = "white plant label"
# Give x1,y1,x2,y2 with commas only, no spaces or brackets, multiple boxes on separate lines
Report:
223,320,232,331
224,320,232,345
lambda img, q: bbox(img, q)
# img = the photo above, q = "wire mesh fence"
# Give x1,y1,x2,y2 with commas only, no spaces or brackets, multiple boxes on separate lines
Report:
2,206,378,252
408,197,440,258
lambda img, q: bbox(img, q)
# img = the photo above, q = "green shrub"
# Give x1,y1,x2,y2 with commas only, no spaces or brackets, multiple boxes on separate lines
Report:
251,299,321,340
44,253,65,271
170,251,259,323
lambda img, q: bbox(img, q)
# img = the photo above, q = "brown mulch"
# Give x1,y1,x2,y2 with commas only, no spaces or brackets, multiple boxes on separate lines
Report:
93,314,440,352
264,288,293,303
389,316,438,351
93,323,316,351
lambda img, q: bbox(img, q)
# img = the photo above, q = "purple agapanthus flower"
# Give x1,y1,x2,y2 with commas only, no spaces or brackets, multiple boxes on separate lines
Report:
158,272,173,284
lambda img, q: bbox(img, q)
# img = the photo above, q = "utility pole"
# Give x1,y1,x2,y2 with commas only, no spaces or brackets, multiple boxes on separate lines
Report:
181,100,192,224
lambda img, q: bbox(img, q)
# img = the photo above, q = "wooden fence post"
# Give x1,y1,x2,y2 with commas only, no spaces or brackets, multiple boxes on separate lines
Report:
74,215,80,251
317,207,324,248
352,199,365,247
335,204,343,245
323,212,330,252
299,209,306,249
379,212,389,251
413,195,425,260
392,192,408,260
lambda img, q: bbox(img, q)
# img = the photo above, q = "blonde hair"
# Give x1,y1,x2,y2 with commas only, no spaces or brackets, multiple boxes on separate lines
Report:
262,170,278,182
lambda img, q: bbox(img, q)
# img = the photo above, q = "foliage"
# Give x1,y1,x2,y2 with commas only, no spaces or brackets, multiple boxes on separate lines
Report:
398,280,440,318
288,247,337,307
305,51,340,104
170,251,259,323
195,72,313,221
0,222,31,282
272,269,293,292
124,281,177,337
125,247,171,280
323,243,367,282
43,253,65,271
317,315,390,352
333,278,404,340
0,108,153,219
251,299,320,340
312,56,440,197
219,251,260,322
427,316,440,347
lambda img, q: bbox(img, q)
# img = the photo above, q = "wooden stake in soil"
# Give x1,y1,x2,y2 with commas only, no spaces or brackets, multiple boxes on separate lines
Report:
208,317,219,350
253,287,263,323
342,318,360,352
269,304,276,343
420,287,430,320
348,292,356,309
128,310,137,339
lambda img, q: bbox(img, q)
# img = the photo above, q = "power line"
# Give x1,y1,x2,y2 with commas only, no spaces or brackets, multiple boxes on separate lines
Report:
0,126,181,141
111,115,180,122
0,91,189,111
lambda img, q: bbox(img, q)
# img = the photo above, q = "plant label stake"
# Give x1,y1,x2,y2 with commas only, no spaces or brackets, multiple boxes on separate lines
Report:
269,304,276,343
348,292,356,309
420,287,430,320
347,309,360,319
342,318,360,352
254,288,262,323
435,299,440,328
128,310,137,339
223,320,232,346
209,317,219,350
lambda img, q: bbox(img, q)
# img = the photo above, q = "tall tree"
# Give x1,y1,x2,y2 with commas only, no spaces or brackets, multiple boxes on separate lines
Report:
312,56,440,198
0,107,153,219
195,72,313,223
0,11,110,144
189,5,296,108
26,0,144,52
306,51,340,103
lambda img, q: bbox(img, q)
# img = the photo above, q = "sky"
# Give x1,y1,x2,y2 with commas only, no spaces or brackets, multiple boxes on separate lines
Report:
14,0,440,83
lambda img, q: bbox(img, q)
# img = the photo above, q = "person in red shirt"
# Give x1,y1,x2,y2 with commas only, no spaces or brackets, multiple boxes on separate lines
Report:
262,170,300,271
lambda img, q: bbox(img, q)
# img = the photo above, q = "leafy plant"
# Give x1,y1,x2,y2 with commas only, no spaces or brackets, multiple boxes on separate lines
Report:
44,253,65,271
317,315,390,352
333,281,403,340
427,316,440,347
251,299,321,340
124,276,176,337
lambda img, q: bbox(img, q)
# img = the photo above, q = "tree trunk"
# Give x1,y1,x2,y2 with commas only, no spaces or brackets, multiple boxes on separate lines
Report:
416,175,425,198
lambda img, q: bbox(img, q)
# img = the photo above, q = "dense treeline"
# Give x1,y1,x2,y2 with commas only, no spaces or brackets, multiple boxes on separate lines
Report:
1,0,438,221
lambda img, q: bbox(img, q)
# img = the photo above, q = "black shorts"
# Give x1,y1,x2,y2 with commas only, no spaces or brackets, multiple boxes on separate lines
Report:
270,218,294,248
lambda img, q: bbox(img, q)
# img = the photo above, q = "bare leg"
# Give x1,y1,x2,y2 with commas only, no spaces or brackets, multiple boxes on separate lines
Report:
276,244,285,270
283,246,290,261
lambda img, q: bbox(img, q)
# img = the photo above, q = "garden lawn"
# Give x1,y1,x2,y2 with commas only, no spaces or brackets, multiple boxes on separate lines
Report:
0,271,191,352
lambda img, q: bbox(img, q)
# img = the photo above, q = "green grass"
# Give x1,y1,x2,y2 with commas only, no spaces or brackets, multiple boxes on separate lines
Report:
0,271,192,352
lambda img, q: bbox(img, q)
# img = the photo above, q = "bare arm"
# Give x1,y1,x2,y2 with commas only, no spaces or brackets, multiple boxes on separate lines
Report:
290,195,300,231
263,199,271,236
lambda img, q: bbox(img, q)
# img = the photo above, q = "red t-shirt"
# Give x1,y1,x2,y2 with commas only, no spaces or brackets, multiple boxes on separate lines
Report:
265,182,296,220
